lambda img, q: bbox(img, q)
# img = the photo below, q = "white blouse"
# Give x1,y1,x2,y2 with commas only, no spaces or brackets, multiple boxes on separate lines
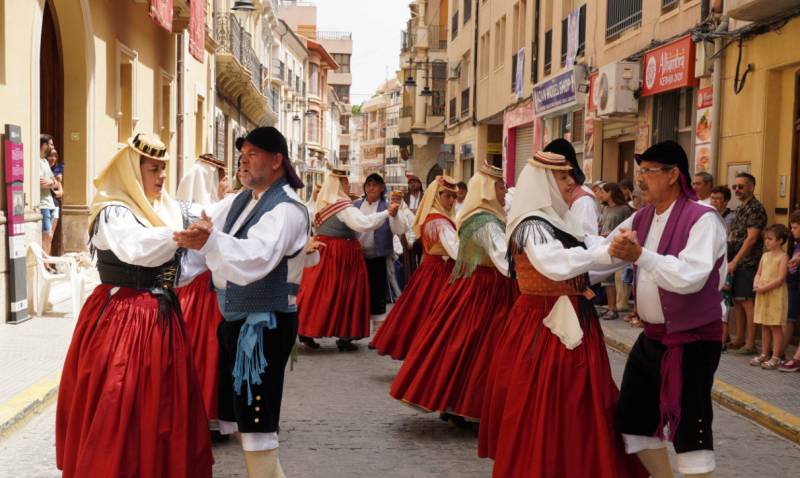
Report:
422,217,460,260
471,221,510,277
92,206,180,268
521,221,612,282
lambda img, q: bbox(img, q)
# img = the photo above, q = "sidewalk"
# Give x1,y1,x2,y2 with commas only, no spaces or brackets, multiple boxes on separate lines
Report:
0,275,95,439
601,317,800,445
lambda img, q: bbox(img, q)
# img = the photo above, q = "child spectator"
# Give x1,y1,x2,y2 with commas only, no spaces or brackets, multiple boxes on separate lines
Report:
751,224,789,369
779,212,800,371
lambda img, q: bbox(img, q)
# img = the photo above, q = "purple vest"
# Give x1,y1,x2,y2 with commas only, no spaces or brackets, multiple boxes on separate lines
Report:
352,198,393,258
632,195,723,334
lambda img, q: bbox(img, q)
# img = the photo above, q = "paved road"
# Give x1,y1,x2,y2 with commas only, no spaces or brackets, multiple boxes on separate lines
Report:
1,338,797,477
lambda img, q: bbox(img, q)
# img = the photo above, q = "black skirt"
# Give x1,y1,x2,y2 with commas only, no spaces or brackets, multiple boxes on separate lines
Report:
365,256,388,315
217,312,298,433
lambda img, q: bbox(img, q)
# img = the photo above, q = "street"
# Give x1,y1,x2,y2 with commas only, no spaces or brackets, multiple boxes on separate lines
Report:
1,333,798,478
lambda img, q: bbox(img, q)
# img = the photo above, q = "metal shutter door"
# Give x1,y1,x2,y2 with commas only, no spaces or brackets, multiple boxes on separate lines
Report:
514,125,534,184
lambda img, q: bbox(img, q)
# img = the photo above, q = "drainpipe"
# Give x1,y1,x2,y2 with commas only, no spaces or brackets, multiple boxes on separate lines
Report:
710,15,728,182
471,0,479,127
176,32,185,184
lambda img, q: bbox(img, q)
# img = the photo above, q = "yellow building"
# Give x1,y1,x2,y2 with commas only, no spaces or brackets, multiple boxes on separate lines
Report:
0,0,275,319
717,3,800,224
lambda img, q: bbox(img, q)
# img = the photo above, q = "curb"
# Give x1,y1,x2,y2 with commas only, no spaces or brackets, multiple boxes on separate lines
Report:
0,373,60,441
602,331,800,446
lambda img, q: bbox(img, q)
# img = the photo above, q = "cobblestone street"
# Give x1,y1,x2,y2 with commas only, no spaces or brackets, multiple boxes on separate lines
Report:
1,326,798,478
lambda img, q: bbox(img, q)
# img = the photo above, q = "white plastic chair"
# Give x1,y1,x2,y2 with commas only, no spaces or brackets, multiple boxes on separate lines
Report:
29,242,85,317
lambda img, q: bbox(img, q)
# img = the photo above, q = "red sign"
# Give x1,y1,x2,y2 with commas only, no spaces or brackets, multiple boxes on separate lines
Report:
641,35,696,97
697,86,713,109
587,72,598,113
149,0,173,32
3,140,24,236
189,0,205,62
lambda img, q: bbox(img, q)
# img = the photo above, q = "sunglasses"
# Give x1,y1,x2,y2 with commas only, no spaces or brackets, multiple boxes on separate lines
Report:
732,184,746,190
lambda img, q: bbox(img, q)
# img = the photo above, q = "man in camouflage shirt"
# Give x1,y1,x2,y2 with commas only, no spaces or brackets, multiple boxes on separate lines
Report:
727,172,767,354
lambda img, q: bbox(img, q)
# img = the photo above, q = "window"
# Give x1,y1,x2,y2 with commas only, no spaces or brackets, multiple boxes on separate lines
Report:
452,11,459,39
195,95,205,157
578,4,586,56
481,32,491,78
116,42,138,145
333,85,350,103
544,30,552,75
652,90,681,143
606,0,642,39
572,109,584,142
662,0,679,12
309,64,319,96
464,0,472,23
494,17,506,69
333,53,351,74
307,111,320,144
157,69,174,148
561,17,567,67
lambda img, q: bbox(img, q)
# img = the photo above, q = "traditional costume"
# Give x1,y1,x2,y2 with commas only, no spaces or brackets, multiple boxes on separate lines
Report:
185,127,311,477
401,175,425,279
175,153,227,423
371,176,460,360
56,134,213,478
477,152,647,477
389,163,517,419
353,174,408,317
544,139,599,236
603,141,727,477
297,167,397,350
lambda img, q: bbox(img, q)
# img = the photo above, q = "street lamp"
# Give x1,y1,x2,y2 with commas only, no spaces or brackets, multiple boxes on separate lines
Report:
420,85,433,97
232,0,256,22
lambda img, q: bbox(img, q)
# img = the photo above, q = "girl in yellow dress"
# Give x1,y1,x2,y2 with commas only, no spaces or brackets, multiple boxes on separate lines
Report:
751,224,790,369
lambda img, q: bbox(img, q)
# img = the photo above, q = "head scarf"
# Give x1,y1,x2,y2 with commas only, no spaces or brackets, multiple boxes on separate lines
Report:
175,159,222,206
507,151,585,241
455,163,506,228
315,168,351,215
411,175,458,237
89,140,182,231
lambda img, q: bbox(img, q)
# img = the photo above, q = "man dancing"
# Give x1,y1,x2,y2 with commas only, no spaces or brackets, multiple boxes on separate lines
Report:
175,127,313,478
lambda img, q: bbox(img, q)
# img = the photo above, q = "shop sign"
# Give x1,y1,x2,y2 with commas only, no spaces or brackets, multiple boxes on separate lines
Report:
587,72,598,113
149,0,173,32
641,35,696,97
533,68,585,116
694,86,713,173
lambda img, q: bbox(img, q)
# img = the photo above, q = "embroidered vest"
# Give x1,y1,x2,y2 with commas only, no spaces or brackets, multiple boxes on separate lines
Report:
352,198,393,257
422,213,455,257
632,195,723,334
220,176,309,313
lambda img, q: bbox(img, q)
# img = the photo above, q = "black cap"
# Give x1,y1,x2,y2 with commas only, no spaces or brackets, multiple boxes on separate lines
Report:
543,138,584,185
242,127,304,189
363,173,386,200
634,140,697,200
235,137,246,152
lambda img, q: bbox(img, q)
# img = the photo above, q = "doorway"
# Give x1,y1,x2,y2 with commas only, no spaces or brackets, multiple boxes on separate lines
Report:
617,140,635,182
40,0,64,255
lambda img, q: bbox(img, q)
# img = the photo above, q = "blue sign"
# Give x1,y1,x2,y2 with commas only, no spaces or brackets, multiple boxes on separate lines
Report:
533,69,577,115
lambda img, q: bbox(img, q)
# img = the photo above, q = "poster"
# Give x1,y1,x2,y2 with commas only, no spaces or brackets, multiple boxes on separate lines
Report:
694,86,713,173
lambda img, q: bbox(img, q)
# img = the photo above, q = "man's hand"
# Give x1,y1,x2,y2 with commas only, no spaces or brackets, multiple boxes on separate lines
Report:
39,177,53,189
608,228,642,263
306,238,327,254
387,202,400,217
174,211,213,250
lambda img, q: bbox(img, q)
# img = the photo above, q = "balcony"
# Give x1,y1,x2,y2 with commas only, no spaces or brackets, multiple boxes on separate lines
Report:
605,0,642,39
460,88,470,116
726,0,800,21
305,31,353,41
272,59,284,84
449,98,457,124
428,25,447,50
427,102,445,117
401,29,416,52
214,13,275,125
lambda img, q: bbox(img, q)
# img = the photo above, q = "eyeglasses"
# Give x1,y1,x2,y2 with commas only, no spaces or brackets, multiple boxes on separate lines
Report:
639,166,675,176
732,184,746,190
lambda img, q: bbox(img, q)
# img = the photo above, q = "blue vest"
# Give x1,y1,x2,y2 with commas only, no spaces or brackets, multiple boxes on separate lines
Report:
352,198,393,258
219,176,308,313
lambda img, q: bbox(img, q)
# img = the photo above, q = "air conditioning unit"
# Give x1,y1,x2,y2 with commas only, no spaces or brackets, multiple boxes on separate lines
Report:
725,0,800,22
596,61,639,117
449,63,462,81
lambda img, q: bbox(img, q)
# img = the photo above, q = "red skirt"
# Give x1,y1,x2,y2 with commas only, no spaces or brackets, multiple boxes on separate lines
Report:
389,266,517,419
56,285,213,478
370,254,454,360
177,271,222,420
298,236,371,339
479,294,648,478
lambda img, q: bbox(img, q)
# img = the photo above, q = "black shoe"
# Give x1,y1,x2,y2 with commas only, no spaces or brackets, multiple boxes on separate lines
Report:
210,430,229,443
299,336,320,349
336,339,358,352
440,412,469,428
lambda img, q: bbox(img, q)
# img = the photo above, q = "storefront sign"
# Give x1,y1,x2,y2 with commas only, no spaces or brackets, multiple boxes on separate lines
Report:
189,0,205,62
641,35,696,97
533,68,584,116
587,72,598,113
149,0,173,32
694,86,713,172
